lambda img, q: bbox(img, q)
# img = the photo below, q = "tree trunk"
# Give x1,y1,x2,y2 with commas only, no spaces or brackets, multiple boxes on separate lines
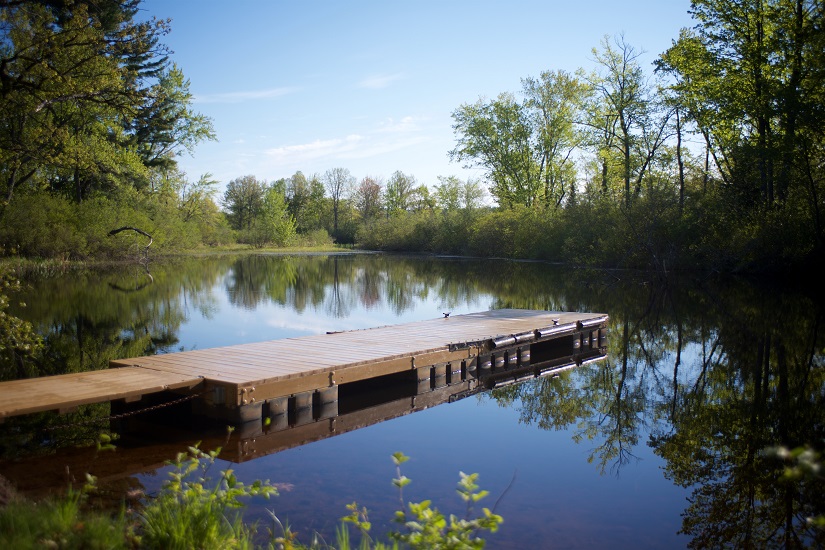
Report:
778,0,804,203
676,108,685,214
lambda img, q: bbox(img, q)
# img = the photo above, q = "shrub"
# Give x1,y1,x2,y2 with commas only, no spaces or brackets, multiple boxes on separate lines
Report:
293,229,334,248
138,444,278,550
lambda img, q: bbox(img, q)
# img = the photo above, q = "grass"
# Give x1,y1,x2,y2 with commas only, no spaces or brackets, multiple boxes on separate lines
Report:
0,484,131,549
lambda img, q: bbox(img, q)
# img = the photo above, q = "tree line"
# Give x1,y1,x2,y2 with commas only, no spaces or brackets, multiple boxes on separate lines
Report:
219,169,486,248
0,0,489,258
442,0,824,274
355,0,824,274
1,0,823,276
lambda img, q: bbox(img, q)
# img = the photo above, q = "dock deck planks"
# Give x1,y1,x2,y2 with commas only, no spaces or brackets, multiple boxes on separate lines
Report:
0,367,201,419
0,309,607,421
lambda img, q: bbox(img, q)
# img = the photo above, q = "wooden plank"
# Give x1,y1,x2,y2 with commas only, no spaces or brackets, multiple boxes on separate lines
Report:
0,368,202,419
128,354,304,376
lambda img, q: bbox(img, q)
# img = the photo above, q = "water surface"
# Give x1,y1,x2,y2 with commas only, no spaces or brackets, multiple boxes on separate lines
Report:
1,253,822,548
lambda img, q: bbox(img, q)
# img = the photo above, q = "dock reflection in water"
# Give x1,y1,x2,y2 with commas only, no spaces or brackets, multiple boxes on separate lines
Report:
0,344,606,499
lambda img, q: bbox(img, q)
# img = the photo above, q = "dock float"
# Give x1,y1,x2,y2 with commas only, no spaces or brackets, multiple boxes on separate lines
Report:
0,309,608,425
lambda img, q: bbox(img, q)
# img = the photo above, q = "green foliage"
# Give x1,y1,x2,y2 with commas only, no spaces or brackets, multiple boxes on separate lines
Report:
286,173,327,234
0,0,217,257
0,445,501,550
451,70,588,210
389,453,502,550
0,1,212,205
239,186,296,248
138,443,278,550
434,176,463,211
451,93,543,208
384,172,417,216
224,176,267,232
585,35,663,209
522,70,588,207
0,478,130,549
323,168,356,239
0,170,237,259
293,229,335,248
130,64,217,172
0,194,88,259
356,213,428,253
0,268,42,381
658,0,825,258
325,452,501,550
354,177,384,222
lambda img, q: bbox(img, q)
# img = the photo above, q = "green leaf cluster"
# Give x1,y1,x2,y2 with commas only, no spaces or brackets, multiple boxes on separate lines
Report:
0,267,42,381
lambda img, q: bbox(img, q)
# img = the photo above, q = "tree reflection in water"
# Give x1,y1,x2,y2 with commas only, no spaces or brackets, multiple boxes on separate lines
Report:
491,275,825,547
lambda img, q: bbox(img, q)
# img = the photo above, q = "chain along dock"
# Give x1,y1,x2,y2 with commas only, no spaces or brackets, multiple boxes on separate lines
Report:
0,309,609,426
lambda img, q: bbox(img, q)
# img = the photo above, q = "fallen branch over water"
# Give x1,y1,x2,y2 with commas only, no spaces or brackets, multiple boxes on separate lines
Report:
107,226,153,248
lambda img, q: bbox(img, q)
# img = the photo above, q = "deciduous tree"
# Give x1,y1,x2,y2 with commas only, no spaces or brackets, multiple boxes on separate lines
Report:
222,175,266,231
385,170,416,216
585,35,668,209
322,167,354,238
0,1,212,205
451,93,542,208
285,171,326,233
354,176,383,221
522,70,589,208
258,183,296,247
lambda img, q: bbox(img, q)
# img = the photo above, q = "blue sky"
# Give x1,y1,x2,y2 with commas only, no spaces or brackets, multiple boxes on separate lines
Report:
140,1,696,192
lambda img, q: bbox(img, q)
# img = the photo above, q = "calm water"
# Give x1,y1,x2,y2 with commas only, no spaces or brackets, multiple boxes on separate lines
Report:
1,253,823,548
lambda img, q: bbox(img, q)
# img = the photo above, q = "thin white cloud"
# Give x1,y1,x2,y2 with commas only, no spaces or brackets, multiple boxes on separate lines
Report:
194,87,298,104
337,136,429,160
377,116,417,133
265,135,364,164
357,73,404,89
261,117,427,169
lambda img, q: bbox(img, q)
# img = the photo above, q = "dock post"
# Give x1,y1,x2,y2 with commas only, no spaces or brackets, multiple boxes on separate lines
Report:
432,363,447,389
477,354,492,377
463,357,477,379
265,396,289,430
291,391,314,426
315,386,339,420
493,352,506,371
416,366,431,394
234,401,263,424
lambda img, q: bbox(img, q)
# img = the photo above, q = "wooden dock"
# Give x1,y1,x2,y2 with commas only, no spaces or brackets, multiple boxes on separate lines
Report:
0,346,609,498
0,309,608,424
